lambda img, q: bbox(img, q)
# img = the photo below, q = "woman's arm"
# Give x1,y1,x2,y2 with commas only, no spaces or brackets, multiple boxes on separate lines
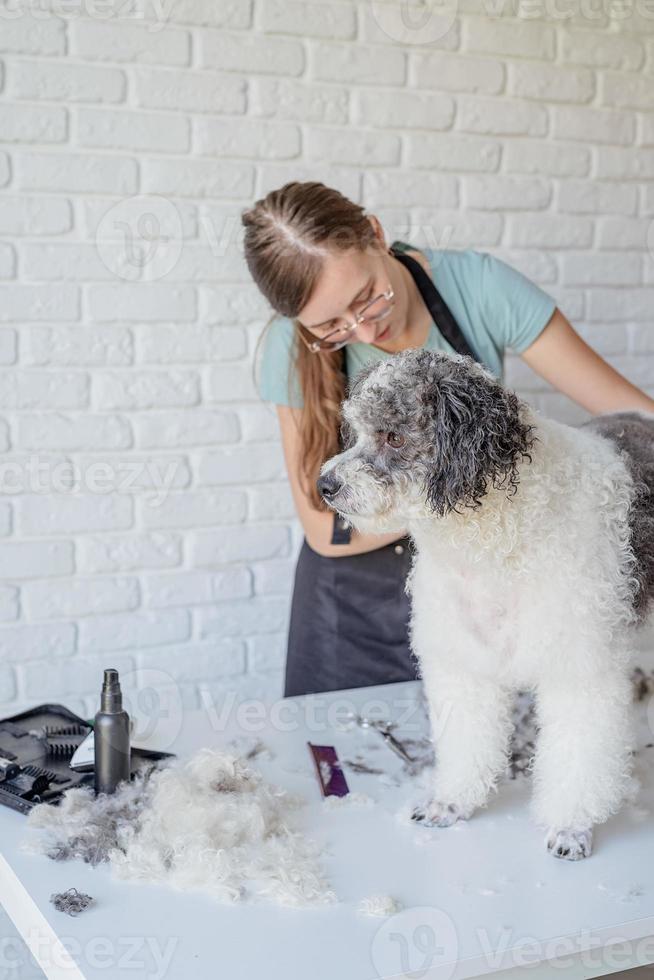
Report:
520,308,654,415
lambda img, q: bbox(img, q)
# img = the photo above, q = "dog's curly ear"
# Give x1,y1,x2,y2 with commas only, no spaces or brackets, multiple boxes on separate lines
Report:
422,356,537,517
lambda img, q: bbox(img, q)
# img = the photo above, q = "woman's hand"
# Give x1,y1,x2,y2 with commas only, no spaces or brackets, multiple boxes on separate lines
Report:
520,308,654,416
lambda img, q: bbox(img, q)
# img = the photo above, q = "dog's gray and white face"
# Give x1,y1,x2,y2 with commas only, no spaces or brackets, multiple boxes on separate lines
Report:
317,349,536,534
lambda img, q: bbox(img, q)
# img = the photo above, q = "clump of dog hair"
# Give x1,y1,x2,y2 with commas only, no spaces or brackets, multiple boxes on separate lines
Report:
357,894,403,917
507,689,538,779
23,747,337,909
50,887,94,916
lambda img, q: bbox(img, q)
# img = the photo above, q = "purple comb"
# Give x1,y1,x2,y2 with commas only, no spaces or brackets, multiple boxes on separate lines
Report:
307,742,349,798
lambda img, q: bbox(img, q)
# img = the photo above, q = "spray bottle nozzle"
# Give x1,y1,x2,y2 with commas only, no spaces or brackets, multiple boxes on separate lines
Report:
100,668,123,712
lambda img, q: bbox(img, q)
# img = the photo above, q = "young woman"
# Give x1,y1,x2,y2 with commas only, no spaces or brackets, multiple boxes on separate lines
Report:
241,181,654,699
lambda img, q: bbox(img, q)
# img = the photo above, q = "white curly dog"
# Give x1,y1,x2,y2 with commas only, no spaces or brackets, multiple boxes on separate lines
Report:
317,348,654,860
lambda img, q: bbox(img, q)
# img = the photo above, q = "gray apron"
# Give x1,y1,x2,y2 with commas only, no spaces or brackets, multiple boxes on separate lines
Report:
283,243,484,697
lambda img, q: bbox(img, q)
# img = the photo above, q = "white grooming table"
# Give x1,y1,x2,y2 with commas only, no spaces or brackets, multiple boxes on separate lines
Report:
1,678,653,980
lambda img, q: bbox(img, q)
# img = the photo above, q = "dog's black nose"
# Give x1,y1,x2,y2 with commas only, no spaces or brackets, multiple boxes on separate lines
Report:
317,472,343,501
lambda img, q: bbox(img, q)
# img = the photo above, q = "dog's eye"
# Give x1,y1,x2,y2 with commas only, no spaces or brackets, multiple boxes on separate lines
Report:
386,432,405,449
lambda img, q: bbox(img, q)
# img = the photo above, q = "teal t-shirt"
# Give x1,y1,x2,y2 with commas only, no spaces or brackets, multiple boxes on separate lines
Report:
257,243,557,408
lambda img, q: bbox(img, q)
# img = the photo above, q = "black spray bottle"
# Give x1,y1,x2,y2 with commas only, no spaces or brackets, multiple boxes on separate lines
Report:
94,668,131,795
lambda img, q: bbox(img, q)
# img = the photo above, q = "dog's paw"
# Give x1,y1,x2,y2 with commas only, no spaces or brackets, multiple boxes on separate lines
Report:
411,799,472,828
545,826,593,861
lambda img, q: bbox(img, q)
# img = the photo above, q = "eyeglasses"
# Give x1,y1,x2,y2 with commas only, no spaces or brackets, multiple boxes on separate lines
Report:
299,284,395,353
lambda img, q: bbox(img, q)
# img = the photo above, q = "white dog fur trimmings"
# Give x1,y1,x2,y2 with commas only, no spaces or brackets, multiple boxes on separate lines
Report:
22,747,337,908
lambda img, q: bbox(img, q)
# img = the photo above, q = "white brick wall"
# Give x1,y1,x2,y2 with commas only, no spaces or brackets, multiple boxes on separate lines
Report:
0,2,653,717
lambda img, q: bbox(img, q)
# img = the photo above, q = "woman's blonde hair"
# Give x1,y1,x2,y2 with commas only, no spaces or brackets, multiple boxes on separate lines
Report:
241,181,385,511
